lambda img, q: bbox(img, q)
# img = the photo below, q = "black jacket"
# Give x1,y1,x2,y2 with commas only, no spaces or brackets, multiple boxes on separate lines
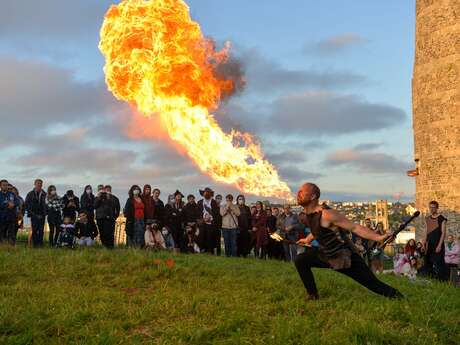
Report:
75,221,98,239
80,193,96,219
184,202,201,224
164,202,185,230
153,198,165,226
237,205,252,231
197,199,220,227
25,190,47,218
95,193,120,220
62,195,80,220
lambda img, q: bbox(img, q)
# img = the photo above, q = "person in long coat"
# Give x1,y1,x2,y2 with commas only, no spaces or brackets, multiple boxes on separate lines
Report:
252,201,268,259
236,195,252,257
164,190,185,249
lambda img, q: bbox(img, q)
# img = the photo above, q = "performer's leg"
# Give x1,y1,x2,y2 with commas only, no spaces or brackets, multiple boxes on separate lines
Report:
339,253,403,299
295,248,330,298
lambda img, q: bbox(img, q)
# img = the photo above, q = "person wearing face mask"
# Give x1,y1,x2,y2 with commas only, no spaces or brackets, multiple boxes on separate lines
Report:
124,185,145,248
45,185,63,247
80,185,96,226
236,195,252,257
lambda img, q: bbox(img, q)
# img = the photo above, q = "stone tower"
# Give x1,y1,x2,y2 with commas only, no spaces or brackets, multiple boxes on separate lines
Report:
375,200,389,231
412,0,460,238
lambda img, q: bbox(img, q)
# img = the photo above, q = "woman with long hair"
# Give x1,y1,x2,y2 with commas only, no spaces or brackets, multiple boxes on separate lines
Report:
252,201,268,259
123,185,145,248
45,185,63,247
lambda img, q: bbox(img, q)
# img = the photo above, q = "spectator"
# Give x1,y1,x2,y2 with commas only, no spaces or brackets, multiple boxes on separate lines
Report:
181,224,200,253
445,234,459,269
94,185,120,249
75,212,98,247
45,185,63,247
199,212,216,254
281,205,302,262
80,185,96,224
266,207,283,260
124,185,145,248
197,187,220,254
252,201,268,259
165,190,185,249
368,222,386,274
220,194,240,257
393,247,407,275
404,239,417,256
415,241,426,273
422,200,448,280
0,179,19,244
144,221,166,250
152,188,165,227
62,190,80,222
161,226,175,250
184,194,201,227
142,185,155,225
354,237,367,258
236,195,252,257
215,193,223,255
11,186,24,241
56,216,75,248
25,179,47,247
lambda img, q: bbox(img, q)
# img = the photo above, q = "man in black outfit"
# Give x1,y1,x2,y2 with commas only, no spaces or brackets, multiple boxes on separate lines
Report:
94,185,120,249
25,179,47,247
295,183,403,300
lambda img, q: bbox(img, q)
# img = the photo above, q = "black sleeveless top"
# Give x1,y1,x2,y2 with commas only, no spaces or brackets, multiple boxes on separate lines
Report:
302,206,357,269
426,215,446,255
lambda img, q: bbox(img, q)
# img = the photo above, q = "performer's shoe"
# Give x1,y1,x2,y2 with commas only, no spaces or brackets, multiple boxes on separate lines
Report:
305,293,319,301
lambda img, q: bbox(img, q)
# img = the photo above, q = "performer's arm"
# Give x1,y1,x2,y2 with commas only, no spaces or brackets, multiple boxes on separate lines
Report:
436,219,447,253
297,233,314,247
323,209,387,242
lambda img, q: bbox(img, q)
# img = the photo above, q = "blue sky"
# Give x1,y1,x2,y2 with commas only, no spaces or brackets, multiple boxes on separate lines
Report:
0,0,416,202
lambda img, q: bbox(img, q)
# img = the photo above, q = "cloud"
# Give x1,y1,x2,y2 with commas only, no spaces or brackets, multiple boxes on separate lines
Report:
303,33,365,57
353,142,383,151
239,48,367,93
323,148,411,174
268,91,406,136
0,1,112,38
0,56,114,132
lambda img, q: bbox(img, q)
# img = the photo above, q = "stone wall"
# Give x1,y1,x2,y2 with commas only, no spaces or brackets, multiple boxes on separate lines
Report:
413,0,460,239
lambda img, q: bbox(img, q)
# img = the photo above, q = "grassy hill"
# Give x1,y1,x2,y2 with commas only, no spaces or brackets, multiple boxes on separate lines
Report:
0,247,458,345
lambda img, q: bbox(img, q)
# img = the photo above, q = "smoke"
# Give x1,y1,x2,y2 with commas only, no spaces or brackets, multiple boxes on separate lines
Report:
214,55,246,101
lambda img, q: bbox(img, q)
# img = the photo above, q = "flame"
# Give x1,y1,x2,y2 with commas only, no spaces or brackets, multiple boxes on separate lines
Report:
99,0,292,199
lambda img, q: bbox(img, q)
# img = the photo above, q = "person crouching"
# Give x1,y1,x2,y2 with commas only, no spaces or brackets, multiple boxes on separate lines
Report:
56,216,75,248
181,225,200,253
75,212,98,247
145,221,166,250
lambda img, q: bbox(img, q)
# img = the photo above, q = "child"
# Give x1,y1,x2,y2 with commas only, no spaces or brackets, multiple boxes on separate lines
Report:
393,247,407,275
56,216,75,248
145,222,166,250
402,256,418,280
161,226,175,250
75,212,98,247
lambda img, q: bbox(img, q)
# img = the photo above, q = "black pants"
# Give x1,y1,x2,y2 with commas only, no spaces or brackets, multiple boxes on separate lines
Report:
0,221,16,244
31,216,45,247
295,247,402,299
48,219,61,247
424,250,449,281
97,218,115,249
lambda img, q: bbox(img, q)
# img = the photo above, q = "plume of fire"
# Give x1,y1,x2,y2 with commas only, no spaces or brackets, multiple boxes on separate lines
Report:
99,0,293,199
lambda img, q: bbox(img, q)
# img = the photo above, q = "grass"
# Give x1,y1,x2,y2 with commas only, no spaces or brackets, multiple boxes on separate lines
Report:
0,246,459,345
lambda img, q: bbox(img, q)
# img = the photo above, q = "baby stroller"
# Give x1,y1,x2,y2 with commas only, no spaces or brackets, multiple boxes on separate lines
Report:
56,224,76,248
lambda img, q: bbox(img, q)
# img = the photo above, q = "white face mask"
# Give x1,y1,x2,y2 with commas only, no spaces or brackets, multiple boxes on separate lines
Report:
86,189,92,195
50,190,56,196
133,190,140,196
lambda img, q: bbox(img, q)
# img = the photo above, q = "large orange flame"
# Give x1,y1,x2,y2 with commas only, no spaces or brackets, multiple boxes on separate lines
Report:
99,0,292,199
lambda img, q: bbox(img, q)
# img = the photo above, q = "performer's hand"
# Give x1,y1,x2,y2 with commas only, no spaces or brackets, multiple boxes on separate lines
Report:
296,238,311,247
435,245,442,254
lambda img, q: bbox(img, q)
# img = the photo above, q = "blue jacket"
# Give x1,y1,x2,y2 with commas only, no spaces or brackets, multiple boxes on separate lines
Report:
0,191,19,223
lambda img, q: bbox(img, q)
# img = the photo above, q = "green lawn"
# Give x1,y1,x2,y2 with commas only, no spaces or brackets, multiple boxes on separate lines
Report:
0,246,458,345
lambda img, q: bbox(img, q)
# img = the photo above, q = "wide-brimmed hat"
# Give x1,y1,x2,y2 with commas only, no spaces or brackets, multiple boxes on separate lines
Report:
199,187,214,197
173,190,184,198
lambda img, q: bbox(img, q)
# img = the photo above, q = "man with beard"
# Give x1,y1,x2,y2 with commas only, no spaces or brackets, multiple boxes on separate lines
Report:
295,183,403,300
198,187,220,254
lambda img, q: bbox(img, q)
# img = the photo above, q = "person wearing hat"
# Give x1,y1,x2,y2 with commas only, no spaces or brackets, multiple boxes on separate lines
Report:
197,187,220,254
164,190,185,249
